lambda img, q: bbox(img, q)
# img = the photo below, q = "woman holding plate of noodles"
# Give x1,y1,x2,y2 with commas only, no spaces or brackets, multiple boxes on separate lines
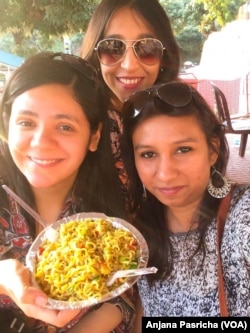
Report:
0,51,136,333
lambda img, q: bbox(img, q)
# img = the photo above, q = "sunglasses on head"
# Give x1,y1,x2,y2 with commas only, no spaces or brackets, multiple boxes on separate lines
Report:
94,38,165,66
52,53,98,84
123,82,193,118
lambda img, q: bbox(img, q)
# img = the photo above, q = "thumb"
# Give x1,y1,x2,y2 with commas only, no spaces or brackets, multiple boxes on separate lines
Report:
21,286,48,306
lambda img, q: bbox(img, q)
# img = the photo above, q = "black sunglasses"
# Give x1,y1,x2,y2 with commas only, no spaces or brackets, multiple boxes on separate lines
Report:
94,38,165,66
52,53,98,84
123,82,193,118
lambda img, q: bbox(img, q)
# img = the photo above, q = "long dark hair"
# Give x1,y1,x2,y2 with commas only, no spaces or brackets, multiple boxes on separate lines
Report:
0,52,127,236
121,82,230,283
81,0,181,98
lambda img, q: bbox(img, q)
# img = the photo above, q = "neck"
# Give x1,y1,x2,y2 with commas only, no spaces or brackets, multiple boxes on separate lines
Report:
110,96,123,112
32,182,74,226
165,205,199,233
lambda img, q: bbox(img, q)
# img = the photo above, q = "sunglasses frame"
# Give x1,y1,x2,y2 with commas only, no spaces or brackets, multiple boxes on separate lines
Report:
124,82,193,118
94,38,165,66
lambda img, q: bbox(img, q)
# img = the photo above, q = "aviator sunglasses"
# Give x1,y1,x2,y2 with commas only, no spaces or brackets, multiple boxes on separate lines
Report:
94,38,165,66
123,82,193,118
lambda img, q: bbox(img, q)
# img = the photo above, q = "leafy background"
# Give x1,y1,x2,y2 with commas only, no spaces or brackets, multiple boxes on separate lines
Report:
0,0,247,65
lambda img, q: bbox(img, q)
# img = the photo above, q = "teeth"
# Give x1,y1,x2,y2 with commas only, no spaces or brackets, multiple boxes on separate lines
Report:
30,158,57,165
119,78,141,85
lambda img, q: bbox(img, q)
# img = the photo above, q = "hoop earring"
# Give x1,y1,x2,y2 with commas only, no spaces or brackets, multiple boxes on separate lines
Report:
142,184,147,201
207,168,231,198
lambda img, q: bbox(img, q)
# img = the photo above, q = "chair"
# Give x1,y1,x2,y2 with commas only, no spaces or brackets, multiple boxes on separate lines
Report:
211,82,250,157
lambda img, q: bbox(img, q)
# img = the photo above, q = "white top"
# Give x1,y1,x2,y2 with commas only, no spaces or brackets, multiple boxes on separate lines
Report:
137,184,250,316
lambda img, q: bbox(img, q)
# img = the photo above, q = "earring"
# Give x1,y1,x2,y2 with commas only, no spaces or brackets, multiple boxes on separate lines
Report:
142,184,147,201
207,168,231,198
160,67,164,72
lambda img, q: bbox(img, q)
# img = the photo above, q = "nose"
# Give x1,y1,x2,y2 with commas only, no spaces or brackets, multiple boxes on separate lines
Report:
30,126,54,147
120,45,140,69
156,156,178,180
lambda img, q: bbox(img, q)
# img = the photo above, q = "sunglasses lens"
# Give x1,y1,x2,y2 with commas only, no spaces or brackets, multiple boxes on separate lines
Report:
158,83,192,107
96,38,164,66
134,39,164,65
97,39,126,66
124,82,193,119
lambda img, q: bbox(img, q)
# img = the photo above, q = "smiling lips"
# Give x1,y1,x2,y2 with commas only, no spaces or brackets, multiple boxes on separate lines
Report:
118,77,142,85
158,186,185,195
29,157,62,166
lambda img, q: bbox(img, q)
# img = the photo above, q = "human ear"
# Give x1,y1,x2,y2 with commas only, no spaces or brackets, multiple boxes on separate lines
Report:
88,123,102,152
209,138,220,166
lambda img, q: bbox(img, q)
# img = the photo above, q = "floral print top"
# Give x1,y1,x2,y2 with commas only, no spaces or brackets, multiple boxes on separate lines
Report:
108,109,128,197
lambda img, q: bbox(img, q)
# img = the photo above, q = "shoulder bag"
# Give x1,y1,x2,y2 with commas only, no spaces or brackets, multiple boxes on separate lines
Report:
217,183,236,317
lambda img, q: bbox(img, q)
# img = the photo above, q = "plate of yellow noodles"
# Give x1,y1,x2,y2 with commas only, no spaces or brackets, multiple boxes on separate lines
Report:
26,212,148,309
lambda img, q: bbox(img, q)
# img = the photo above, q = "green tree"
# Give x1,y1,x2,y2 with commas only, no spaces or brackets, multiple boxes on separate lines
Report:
0,0,247,61
160,0,247,64
0,0,99,57
194,0,246,34
160,0,205,64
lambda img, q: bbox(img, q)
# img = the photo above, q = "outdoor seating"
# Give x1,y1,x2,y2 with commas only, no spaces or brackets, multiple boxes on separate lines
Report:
211,82,250,157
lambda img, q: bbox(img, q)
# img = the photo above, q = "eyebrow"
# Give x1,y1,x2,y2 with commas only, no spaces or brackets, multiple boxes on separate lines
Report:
15,110,80,122
104,33,154,39
134,138,199,150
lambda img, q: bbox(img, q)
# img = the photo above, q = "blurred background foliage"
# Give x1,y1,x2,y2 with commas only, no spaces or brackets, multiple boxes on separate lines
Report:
0,0,247,65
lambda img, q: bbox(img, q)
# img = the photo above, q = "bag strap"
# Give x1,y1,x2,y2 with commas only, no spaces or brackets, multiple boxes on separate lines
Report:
216,183,236,317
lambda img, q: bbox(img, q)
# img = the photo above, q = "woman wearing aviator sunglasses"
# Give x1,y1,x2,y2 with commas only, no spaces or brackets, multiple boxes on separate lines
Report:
81,3,180,330
121,82,250,327
81,0,181,202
